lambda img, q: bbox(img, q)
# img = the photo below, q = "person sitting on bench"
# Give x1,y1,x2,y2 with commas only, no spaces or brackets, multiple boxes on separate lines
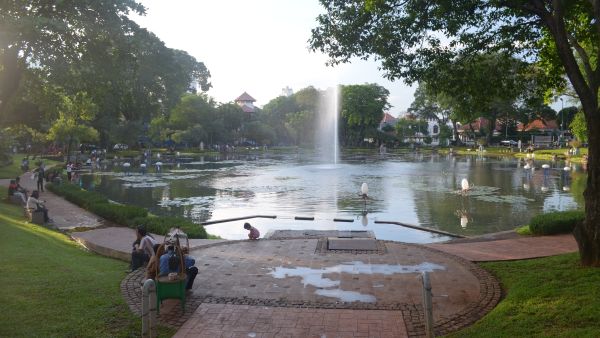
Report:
15,176,29,199
8,180,26,204
159,245,198,290
26,190,50,223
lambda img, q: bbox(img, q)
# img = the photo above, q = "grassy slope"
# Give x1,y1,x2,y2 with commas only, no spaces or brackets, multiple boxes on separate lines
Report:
448,253,600,337
0,196,174,337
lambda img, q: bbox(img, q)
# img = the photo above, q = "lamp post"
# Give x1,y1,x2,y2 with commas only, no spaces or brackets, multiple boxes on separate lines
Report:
560,97,564,131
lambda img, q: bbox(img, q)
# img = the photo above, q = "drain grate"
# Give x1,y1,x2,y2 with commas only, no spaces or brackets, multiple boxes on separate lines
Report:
316,237,387,255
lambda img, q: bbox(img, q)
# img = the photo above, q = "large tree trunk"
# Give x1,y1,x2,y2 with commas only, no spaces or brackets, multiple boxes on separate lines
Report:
0,46,24,117
574,111,600,266
536,5,600,266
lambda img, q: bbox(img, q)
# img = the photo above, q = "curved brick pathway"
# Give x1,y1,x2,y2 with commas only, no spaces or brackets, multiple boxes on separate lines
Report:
427,233,578,262
121,239,501,337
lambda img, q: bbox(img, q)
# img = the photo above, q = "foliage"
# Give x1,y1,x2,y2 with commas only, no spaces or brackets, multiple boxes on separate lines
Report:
46,183,108,209
310,0,600,265
340,83,390,146
448,253,600,337
89,203,148,226
0,193,175,337
395,117,428,143
529,210,584,235
46,182,208,239
570,110,588,143
515,225,532,236
0,1,211,151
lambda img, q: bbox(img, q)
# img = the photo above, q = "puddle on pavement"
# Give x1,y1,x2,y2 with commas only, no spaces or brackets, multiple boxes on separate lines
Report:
268,261,445,303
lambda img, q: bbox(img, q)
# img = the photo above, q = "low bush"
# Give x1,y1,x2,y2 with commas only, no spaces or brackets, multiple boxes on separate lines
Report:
529,210,584,235
47,183,107,208
89,203,147,226
130,216,207,239
47,182,209,239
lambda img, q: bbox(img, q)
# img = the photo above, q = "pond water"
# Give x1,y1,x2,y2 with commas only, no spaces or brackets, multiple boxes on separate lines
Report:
80,151,584,243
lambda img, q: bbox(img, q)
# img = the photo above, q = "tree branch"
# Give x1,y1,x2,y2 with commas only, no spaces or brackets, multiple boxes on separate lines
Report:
589,0,600,92
567,33,596,88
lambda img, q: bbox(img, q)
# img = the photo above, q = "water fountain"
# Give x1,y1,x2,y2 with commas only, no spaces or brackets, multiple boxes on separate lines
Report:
316,86,340,164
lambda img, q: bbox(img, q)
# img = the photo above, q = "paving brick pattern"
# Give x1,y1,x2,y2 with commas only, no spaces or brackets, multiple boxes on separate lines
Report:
173,303,409,338
121,268,206,328
121,239,501,337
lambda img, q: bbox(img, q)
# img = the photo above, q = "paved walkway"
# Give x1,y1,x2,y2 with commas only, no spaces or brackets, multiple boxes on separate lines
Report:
0,172,103,230
1,173,580,337
427,233,578,262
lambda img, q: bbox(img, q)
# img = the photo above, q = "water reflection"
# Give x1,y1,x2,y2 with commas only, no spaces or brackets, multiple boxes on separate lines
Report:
80,152,583,241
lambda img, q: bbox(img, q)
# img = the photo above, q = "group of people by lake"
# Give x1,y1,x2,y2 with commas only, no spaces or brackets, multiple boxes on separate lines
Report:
129,222,261,291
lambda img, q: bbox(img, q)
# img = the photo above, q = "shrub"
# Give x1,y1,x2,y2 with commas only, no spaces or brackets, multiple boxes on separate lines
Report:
48,182,208,239
47,183,107,208
529,210,584,235
89,203,147,226
130,216,207,239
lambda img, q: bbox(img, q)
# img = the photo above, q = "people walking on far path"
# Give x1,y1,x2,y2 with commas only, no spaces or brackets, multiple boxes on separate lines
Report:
66,162,73,182
36,163,45,192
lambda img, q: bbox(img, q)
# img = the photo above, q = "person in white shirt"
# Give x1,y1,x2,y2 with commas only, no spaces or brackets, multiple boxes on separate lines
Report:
130,226,158,271
66,162,73,181
26,190,50,223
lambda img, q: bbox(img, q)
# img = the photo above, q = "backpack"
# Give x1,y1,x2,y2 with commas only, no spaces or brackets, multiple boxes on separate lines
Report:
168,251,180,272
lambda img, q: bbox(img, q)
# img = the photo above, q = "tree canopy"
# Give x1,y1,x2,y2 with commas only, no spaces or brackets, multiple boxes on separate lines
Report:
311,0,600,266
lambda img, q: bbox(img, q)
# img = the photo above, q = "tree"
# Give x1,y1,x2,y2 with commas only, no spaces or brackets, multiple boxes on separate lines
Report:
396,117,428,145
571,110,588,143
340,83,390,146
559,106,580,131
0,0,144,117
310,0,600,266
46,92,99,162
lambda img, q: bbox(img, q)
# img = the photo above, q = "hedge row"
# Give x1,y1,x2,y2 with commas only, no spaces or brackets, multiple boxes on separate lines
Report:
47,183,208,238
529,210,584,235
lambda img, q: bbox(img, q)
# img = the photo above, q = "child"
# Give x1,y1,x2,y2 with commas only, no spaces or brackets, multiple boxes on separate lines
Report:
244,222,260,240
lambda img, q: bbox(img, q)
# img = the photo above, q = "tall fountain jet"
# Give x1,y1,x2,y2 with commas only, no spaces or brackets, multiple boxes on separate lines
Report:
316,86,340,164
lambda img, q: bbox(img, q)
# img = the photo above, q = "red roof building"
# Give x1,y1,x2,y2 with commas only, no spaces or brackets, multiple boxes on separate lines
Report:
517,119,559,132
234,92,256,114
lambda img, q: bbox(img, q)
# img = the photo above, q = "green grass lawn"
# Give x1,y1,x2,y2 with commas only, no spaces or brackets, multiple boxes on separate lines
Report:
0,195,175,337
0,153,63,179
448,253,600,337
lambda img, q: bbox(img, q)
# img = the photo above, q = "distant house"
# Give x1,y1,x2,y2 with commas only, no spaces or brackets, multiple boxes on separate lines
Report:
235,92,257,114
517,119,559,133
379,112,398,132
457,118,503,144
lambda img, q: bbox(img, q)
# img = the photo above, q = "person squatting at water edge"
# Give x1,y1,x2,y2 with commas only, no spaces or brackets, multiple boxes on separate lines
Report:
244,222,260,240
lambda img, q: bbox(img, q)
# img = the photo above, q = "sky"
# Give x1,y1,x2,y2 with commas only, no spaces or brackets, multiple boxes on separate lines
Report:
132,0,416,117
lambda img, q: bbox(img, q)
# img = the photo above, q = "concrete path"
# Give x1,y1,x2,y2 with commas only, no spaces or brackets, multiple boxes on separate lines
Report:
72,227,227,261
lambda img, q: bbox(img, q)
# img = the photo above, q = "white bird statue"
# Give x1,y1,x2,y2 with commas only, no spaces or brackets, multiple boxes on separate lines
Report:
461,178,470,192
361,183,369,198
